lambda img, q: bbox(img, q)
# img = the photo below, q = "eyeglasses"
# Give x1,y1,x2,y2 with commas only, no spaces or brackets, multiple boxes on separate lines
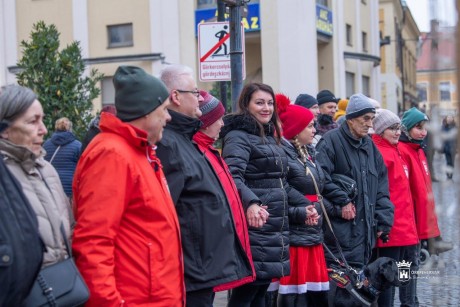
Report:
387,124,401,132
176,89,200,98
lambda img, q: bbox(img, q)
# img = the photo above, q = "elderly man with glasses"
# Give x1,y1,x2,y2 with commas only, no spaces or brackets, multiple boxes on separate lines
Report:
157,64,254,307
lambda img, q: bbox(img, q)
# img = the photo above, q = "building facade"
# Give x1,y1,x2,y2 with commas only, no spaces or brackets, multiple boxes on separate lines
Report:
379,0,420,114
416,22,457,116
1,0,400,110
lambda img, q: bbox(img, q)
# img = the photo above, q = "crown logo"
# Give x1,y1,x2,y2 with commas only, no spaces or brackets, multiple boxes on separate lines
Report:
396,260,412,268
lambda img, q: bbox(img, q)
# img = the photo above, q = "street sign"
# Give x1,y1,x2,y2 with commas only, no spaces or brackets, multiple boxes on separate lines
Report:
198,21,245,82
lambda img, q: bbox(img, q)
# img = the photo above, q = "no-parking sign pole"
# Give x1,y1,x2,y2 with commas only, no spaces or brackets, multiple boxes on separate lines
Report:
228,0,244,112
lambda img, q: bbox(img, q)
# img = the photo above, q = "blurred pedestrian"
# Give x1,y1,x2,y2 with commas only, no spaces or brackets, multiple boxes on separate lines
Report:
275,93,328,307
399,107,453,255
43,117,81,197
295,93,320,121
441,114,457,179
80,105,116,153
315,89,339,137
221,83,310,307
72,66,184,306
334,98,349,126
192,90,256,293
158,64,252,306
372,109,420,307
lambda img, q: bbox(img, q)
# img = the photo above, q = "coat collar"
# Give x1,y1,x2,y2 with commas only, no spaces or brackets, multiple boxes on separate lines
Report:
339,121,370,149
0,139,46,174
99,112,150,149
164,110,202,140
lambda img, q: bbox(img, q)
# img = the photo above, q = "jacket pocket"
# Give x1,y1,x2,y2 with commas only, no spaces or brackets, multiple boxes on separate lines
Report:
147,242,160,298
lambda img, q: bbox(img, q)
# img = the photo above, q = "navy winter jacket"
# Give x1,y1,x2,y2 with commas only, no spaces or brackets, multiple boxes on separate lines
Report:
43,131,81,196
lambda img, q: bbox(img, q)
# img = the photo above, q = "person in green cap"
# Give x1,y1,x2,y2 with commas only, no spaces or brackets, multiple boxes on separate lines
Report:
399,107,453,257
72,66,185,306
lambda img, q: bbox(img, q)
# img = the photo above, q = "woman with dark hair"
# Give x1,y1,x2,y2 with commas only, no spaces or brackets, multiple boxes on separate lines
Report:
0,85,72,269
221,83,313,307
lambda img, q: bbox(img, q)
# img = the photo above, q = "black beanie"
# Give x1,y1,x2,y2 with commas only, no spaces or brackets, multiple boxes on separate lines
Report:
316,89,338,105
294,94,318,109
113,66,169,122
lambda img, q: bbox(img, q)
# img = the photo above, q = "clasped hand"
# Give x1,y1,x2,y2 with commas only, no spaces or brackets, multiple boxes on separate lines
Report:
247,203,269,228
341,202,356,220
306,205,319,225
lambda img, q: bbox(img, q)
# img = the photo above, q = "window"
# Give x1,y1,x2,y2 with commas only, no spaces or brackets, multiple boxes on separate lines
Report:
362,31,368,52
346,72,355,98
107,23,133,48
316,0,328,6
197,0,216,9
101,77,115,105
417,83,427,102
362,76,370,96
439,82,451,101
346,24,352,46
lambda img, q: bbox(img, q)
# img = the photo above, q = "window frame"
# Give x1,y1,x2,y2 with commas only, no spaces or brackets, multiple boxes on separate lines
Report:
346,24,353,46
107,23,134,48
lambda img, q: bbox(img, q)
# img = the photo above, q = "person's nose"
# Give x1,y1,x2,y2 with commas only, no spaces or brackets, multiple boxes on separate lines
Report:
39,120,47,135
165,109,172,123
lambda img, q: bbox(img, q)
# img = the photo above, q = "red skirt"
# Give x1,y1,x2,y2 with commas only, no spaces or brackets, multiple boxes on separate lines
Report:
276,244,329,294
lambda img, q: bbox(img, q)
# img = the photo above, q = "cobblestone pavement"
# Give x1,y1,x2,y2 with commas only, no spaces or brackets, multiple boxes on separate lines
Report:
214,153,459,307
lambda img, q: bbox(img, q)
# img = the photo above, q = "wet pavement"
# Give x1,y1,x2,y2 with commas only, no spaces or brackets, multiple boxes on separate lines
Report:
214,152,459,307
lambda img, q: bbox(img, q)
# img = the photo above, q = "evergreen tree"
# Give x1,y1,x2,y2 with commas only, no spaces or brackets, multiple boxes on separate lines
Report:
16,21,103,139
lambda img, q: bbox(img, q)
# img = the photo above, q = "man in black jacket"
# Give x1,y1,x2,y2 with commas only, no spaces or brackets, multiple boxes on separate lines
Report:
316,93,394,268
157,64,253,306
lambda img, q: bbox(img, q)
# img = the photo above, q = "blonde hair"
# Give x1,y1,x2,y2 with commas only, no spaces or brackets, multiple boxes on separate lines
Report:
55,117,72,132
290,136,308,164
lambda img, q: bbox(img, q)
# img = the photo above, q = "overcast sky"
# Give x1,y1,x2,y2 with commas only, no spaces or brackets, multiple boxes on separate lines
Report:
405,0,457,32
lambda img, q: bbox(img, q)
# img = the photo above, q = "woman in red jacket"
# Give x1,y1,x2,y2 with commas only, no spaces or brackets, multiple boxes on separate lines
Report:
192,90,256,293
399,107,453,255
371,109,419,307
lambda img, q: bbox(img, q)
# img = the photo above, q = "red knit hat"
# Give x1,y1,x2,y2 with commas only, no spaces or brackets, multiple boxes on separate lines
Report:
275,93,314,140
198,90,226,129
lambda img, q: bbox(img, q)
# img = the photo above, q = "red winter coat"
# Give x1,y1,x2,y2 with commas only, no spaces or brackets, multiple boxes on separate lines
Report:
399,141,441,240
193,131,256,291
372,135,419,247
72,113,185,306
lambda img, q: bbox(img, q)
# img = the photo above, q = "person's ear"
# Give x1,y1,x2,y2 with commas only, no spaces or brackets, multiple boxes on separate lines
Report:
169,90,181,107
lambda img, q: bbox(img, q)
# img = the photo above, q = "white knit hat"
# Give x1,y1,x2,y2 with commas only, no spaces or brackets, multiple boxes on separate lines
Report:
373,109,401,135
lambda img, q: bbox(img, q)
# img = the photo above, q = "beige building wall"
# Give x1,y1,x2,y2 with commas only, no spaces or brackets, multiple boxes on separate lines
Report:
3,0,386,110
16,0,74,53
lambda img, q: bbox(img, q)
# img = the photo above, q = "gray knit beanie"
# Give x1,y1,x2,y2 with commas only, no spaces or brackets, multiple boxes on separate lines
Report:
373,109,401,135
345,93,376,120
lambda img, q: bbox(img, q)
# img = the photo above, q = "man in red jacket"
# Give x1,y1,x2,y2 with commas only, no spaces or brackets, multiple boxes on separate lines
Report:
72,66,185,306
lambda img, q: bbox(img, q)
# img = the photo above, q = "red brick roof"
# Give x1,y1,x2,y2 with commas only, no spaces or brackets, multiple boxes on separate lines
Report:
417,27,456,71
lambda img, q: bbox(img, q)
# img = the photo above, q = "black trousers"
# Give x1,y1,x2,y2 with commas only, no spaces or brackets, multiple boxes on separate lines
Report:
186,288,215,307
228,282,270,307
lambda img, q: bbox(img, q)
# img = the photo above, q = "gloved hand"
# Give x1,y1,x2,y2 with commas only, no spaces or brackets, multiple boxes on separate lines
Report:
380,232,390,243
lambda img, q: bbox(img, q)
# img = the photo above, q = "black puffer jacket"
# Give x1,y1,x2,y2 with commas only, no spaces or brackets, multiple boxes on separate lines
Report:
157,110,253,292
281,140,326,246
221,114,309,282
315,122,394,268
0,156,43,306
